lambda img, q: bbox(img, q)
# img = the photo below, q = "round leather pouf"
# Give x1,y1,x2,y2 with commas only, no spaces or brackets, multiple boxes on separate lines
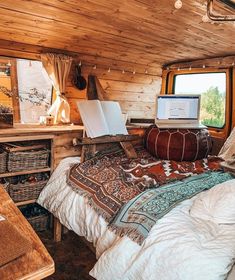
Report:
144,125,212,161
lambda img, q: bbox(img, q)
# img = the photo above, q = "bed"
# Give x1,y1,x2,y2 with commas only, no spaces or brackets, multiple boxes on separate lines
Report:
37,145,235,280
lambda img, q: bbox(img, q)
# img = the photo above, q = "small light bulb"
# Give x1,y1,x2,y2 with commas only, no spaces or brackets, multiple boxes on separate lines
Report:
79,61,82,66
133,70,136,75
203,64,206,68
174,0,182,10
108,67,111,73
122,70,125,74
93,65,97,69
177,67,180,71
145,69,148,74
189,66,192,71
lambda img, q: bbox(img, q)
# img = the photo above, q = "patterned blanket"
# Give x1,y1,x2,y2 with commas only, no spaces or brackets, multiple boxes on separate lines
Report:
67,146,222,222
109,171,234,244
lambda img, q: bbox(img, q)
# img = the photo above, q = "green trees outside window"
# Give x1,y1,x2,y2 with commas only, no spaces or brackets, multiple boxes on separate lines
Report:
174,72,226,128
201,86,225,128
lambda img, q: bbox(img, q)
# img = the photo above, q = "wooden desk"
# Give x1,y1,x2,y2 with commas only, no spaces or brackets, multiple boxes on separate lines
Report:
0,187,54,280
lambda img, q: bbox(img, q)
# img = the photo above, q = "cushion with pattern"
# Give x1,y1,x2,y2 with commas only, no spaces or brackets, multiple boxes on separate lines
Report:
144,125,212,161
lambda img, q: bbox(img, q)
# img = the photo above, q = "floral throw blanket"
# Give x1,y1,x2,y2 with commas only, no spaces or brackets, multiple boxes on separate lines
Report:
109,171,234,244
67,146,222,223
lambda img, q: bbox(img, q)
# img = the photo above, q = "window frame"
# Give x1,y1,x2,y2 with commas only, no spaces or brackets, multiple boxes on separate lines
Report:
164,68,231,139
0,58,20,122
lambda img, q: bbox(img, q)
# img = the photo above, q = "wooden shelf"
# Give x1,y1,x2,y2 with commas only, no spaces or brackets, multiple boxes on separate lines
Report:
0,167,51,178
15,199,36,207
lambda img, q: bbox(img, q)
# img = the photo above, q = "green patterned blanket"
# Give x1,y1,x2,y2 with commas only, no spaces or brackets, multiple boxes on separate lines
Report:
109,171,234,244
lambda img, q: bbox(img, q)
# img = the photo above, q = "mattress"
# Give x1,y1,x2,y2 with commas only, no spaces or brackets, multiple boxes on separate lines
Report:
37,157,235,280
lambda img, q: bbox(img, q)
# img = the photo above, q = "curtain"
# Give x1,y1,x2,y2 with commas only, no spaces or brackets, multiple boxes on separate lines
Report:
41,53,73,124
218,127,235,160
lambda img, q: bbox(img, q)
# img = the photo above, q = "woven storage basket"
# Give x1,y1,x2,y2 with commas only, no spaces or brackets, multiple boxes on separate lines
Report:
28,214,49,232
20,204,49,231
8,149,49,172
0,149,7,173
9,179,48,202
2,182,9,193
1,142,50,172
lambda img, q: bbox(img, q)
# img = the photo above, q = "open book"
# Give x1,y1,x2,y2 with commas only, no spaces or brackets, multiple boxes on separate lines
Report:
77,100,128,138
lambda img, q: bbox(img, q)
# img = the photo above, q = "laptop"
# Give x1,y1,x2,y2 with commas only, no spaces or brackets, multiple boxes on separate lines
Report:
155,94,207,129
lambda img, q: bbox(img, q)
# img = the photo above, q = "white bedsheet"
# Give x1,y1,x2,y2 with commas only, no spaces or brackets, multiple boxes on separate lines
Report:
37,157,235,280
37,157,118,258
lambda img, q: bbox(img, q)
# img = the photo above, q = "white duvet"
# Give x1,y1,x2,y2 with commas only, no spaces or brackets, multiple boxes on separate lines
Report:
37,158,235,280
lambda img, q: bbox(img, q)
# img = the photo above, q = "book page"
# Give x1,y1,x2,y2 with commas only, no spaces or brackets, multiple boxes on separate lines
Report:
101,101,128,135
77,100,109,137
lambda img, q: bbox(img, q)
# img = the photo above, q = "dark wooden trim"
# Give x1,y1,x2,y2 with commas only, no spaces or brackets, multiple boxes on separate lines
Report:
218,0,235,9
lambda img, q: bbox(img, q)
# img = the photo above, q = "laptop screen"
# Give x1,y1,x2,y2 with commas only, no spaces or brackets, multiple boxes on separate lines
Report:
156,95,200,120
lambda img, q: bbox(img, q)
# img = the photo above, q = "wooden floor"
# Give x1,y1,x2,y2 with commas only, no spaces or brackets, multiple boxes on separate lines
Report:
38,230,96,280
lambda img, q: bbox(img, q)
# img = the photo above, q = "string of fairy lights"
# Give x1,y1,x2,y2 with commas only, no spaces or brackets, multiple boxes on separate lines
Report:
78,60,149,75
78,59,235,75
165,60,235,71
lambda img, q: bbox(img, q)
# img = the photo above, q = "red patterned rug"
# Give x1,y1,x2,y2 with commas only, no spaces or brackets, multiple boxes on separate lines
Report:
67,147,222,222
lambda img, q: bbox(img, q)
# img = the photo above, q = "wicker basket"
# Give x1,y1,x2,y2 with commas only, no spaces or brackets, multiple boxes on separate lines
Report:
20,204,49,231
0,179,9,193
8,149,49,172
1,142,50,172
0,149,7,173
28,214,49,232
9,180,47,202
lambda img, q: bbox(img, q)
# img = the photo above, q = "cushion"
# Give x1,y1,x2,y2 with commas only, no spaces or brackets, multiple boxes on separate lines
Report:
144,125,212,161
218,127,235,160
190,179,235,224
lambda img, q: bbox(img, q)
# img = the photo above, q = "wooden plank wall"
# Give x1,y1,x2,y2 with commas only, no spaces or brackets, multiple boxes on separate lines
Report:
0,75,12,108
0,40,162,124
67,60,162,124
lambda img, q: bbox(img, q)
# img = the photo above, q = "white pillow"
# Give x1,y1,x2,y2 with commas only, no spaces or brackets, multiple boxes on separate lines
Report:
190,179,235,224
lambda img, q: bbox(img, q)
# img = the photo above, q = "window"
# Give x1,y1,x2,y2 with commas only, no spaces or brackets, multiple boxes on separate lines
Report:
17,59,53,123
0,57,53,124
173,72,227,128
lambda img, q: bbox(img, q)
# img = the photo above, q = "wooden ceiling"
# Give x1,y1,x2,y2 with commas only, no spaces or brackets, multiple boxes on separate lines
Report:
0,0,234,73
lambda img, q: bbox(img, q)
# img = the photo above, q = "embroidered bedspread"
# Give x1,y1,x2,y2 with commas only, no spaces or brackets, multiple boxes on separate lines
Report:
67,146,222,223
109,171,234,244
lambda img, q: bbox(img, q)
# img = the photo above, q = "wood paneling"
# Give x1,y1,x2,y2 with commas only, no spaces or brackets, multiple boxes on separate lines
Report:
0,1,234,122
0,0,234,66
53,131,83,167
0,75,12,107
67,61,161,122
